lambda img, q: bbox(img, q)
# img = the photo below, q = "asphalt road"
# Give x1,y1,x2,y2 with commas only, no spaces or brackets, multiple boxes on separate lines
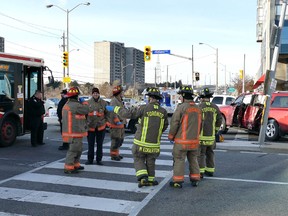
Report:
1,123,288,216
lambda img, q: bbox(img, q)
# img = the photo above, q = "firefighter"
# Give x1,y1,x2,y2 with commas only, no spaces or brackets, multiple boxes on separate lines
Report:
106,87,169,187
57,89,69,150
198,87,222,178
83,87,108,166
168,86,202,188
62,87,92,174
107,85,126,161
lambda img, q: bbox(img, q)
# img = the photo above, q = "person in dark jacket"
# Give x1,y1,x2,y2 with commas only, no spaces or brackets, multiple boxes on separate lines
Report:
57,89,69,150
28,89,45,147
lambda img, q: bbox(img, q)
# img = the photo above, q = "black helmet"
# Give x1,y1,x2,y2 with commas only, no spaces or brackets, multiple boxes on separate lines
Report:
199,87,214,98
146,87,162,100
177,86,194,100
177,86,194,95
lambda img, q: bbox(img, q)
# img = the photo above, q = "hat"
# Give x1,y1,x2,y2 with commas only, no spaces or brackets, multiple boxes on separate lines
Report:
177,86,194,95
66,87,80,98
60,89,67,94
92,87,100,94
199,87,214,98
112,85,123,96
146,87,162,100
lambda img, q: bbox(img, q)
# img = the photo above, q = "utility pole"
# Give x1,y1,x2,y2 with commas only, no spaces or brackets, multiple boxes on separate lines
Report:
192,45,194,89
258,1,287,145
242,54,245,93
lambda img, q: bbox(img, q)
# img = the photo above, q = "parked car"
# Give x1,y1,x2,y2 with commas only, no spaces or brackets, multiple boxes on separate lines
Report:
219,91,288,141
193,94,235,107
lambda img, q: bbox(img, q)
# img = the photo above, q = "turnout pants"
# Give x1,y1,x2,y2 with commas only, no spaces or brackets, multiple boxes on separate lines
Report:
132,144,159,182
65,137,83,170
198,143,215,174
87,129,106,163
110,128,124,157
172,144,200,183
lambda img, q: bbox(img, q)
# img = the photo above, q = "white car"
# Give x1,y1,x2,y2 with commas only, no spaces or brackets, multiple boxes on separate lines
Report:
194,94,235,107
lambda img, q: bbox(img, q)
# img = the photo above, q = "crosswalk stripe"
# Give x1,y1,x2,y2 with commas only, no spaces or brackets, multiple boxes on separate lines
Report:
0,213,29,216
45,162,172,178
12,173,153,193
79,155,173,166
0,187,139,214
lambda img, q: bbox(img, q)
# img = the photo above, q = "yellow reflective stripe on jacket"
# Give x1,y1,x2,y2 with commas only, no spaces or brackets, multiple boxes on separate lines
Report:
141,117,149,143
133,138,160,147
157,118,164,143
114,106,120,114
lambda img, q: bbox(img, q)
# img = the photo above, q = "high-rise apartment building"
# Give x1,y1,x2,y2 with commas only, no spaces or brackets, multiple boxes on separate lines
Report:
256,0,288,89
94,41,145,86
0,37,4,52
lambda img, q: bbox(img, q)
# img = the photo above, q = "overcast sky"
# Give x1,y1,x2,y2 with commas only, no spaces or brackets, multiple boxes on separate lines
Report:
0,0,260,86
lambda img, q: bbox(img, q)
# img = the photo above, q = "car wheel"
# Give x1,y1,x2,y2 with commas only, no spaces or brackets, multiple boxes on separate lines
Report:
219,115,228,134
265,119,280,141
0,118,17,147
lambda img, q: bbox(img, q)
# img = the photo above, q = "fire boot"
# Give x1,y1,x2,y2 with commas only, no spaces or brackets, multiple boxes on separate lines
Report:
169,181,183,188
191,180,199,187
148,180,159,186
138,178,150,188
64,169,79,174
111,156,121,161
205,171,214,177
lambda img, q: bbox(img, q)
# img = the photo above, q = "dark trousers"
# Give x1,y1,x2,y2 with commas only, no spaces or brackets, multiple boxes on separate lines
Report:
30,117,44,145
87,129,106,163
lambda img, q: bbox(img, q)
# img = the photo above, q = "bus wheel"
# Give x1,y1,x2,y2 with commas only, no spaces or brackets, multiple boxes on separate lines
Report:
0,119,17,147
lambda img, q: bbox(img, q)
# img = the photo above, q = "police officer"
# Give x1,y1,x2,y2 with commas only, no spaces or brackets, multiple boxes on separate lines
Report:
107,87,169,187
198,87,222,178
83,87,108,166
107,85,126,161
57,89,69,150
168,86,202,188
28,89,45,147
62,87,93,174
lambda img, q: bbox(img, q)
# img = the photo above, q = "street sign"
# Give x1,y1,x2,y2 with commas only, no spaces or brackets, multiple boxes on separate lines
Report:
152,50,171,54
228,87,235,93
63,76,71,83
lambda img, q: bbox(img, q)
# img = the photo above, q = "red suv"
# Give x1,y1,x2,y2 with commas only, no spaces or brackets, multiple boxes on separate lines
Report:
220,91,288,141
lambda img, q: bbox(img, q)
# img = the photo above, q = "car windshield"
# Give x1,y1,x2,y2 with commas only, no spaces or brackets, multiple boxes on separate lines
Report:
211,96,223,105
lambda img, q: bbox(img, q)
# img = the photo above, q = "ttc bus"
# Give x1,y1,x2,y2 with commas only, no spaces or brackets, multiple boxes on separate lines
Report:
0,52,53,147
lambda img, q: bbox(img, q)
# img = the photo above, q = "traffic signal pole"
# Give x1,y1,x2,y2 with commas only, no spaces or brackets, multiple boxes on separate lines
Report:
258,1,287,145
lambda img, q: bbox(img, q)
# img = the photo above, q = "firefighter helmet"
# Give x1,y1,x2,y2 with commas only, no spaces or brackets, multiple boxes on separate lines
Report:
66,87,80,98
112,85,123,96
199,87,214,98
146,87,162,100
177,86,194,95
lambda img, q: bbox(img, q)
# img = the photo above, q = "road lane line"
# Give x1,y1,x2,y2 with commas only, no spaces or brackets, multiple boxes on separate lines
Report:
0,187,140,214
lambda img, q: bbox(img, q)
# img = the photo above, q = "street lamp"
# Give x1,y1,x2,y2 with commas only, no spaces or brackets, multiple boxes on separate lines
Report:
199,42,218,94
46,2,90,79
121,64,133,86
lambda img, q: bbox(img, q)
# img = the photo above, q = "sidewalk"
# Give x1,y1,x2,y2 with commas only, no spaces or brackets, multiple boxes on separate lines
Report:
217,139,288,154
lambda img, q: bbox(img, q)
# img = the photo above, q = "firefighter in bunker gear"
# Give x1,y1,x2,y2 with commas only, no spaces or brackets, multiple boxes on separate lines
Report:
62,87,93,174
107,85,126,161
198,87,222,178
168,86,202,188
107,87,169,187
83,87,108,166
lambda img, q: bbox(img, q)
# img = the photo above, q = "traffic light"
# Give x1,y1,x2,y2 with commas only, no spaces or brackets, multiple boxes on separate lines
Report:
239,70,243,79
62,51,69,68
144,46,151,62
195,72,200,81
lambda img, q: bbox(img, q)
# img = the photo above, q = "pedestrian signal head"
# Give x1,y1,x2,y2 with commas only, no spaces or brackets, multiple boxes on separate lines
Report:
146,87,162,100
199,87,214,98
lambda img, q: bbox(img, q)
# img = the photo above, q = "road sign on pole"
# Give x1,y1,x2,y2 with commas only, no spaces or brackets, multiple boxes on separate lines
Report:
152,50,171,54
